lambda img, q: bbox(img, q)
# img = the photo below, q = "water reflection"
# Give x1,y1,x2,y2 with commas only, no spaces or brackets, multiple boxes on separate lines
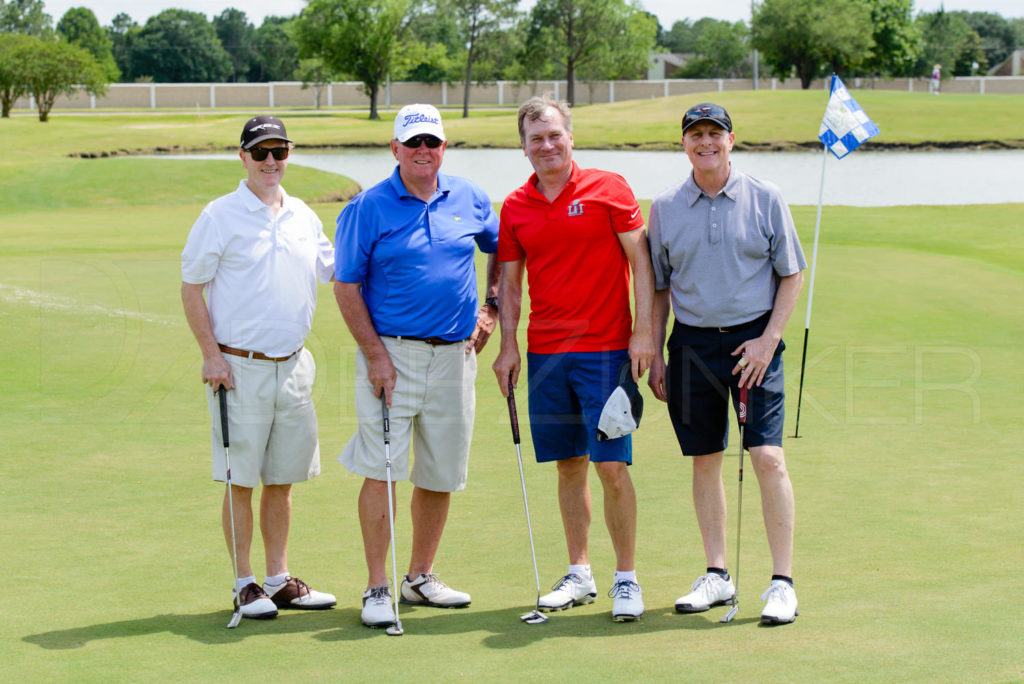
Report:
165,148,1024,207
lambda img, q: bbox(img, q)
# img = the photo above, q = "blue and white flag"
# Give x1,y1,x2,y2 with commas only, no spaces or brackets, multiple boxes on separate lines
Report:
818,75,880,159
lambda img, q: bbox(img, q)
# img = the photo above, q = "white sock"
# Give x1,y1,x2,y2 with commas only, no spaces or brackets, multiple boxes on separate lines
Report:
235,575,256,593
614,570,637,584
264,573,289,588
569,564,592,579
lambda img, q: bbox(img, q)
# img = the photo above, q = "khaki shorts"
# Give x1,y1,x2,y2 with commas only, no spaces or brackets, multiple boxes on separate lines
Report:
207,348,320,488
338,336,476,492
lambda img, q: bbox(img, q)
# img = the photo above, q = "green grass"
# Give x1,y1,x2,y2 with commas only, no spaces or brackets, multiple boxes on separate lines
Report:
4,89,1023,154
1,103,1023,682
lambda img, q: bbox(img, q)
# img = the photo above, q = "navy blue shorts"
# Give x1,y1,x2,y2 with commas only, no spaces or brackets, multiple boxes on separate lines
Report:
666,314,785,456
526,350,632,464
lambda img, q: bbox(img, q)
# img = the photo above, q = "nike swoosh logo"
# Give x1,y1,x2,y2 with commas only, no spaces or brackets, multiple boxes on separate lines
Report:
630,208,640,219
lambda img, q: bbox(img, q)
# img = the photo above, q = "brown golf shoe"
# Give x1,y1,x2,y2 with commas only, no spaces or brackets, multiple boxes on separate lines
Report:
264,576,337,610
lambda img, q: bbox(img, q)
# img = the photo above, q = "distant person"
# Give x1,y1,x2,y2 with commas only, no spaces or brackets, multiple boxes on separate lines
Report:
930,64,942,95
647,103,806,625
334,104,500,629
493,95,655,622
182,115,337,620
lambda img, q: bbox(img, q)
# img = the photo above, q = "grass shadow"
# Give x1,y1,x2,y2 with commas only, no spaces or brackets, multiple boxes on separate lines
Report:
313,602,764,647
22,607,372,649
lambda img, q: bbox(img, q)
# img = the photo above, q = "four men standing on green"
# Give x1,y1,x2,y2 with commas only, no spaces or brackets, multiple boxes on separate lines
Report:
185,100,804,628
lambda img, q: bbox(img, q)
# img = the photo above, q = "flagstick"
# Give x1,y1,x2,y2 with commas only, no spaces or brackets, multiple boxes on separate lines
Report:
793,144,828,438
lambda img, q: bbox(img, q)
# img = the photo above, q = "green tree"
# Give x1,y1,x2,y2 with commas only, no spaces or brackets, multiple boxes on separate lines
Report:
0,0,52,36
522,0,656,107
0,32,33,116
106,12,138,82
131,9,231,82
441,0,520,117
859,0,921,77
21,37,106,121
753,0,874,88
213,8,255,83
251,16,299,81
952,11,1015,69
675,19,749,78
917,10,987,77
292,0,416,120
661,19,694,53
57,7,119,82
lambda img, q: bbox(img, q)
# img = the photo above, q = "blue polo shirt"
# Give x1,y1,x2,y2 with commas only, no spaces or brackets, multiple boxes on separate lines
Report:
335,167,498,340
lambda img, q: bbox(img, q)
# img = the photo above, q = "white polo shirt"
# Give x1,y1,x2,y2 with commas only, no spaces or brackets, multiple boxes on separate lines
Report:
182,180,334,357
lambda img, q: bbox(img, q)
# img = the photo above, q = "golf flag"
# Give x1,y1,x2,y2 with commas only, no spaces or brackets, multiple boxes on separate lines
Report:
818,75,880,159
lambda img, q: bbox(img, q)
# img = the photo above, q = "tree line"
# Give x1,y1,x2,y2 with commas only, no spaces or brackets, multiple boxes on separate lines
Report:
1,0,1021,121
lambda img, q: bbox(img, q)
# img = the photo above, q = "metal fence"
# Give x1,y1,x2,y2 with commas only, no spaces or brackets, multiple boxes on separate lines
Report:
14,75,1024,112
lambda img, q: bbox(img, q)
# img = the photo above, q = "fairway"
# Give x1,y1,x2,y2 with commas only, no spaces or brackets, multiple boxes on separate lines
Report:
1,101,1023,682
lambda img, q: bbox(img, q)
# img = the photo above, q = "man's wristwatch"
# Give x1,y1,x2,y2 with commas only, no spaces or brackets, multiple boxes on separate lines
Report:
484,296,499,312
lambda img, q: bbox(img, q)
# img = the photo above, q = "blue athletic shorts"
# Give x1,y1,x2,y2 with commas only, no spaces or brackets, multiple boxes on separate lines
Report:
666,314,786,456
526,349,632,464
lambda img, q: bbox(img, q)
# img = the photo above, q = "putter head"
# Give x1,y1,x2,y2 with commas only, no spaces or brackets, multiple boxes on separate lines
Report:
719,605,738,623
520,610,548,624
226,610,242,629
385,623,404,636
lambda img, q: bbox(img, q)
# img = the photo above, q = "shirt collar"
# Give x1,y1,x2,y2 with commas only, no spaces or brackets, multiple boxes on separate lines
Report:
388,166,450,203
525,161,580,203
682,166,740,205
238,179,291,213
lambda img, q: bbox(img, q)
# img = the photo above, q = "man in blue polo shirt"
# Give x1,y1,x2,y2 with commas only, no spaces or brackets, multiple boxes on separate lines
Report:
334,104,500,629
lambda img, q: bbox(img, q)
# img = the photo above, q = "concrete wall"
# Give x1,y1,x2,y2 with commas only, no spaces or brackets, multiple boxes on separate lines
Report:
13,76,1024,112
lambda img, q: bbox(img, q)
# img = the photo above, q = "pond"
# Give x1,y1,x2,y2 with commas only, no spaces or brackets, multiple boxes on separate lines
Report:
166,148,1024,207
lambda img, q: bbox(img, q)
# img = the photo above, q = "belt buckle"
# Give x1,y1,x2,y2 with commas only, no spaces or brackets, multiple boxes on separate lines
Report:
717,326,730,333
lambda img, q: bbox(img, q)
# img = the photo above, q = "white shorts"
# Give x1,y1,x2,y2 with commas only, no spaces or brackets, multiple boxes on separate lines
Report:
207,348,321,488
338,336,476,492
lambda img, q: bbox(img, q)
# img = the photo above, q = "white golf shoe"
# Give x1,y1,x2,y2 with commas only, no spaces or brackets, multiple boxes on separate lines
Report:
608,580,644,622
675,573,736,613
760,580,798,625
361,585,396,627
400,573,471,608
264,576,336,610
237,583,278,619
538,573,598,612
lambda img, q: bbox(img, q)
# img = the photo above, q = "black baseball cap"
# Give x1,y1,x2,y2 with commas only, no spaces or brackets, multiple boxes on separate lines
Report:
596,359,644,442
682,102,732,134
240,115,292,149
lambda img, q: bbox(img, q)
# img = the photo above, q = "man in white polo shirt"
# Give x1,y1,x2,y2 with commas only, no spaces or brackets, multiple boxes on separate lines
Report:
182,115,337,620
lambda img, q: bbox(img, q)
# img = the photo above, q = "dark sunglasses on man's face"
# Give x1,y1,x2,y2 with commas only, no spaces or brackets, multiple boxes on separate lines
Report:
401,135,443,149
248,146,290,161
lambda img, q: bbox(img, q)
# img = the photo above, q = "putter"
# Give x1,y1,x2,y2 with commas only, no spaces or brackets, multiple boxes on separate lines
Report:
218,387,242,629
720,383,748,624
506,375,548,625
381,395,404,636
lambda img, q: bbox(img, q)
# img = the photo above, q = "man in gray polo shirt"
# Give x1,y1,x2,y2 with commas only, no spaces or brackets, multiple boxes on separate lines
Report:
647,103,805,625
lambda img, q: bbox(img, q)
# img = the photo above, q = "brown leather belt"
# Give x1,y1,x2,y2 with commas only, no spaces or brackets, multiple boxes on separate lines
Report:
218,343,302,362
383,335,464,346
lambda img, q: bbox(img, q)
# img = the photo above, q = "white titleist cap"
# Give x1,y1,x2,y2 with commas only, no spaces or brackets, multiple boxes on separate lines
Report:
596,359,643,442
393,103,446,143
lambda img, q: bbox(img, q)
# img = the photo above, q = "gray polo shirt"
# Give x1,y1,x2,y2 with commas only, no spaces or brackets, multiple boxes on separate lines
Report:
649,167,806,328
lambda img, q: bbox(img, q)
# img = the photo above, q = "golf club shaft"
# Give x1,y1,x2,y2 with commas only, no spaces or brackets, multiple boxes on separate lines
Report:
381,394,402,632
219,387,241,624
507,377,543,604
734,384,747,599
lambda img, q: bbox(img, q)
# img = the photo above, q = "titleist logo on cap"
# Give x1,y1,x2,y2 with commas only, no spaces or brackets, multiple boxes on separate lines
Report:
402,112,439,127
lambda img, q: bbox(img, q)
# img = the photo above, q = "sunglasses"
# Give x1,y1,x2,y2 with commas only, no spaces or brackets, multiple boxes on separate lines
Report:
401,135,444,149
247,146,290,161
682,105,731,130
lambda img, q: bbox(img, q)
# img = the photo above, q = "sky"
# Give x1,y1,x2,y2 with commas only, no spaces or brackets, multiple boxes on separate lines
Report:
40,0,1023,29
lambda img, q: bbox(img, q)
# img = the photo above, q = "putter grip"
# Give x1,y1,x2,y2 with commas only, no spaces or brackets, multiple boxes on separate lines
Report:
218,387,229,448
506,379,521,445
739,385,748,427
380,394,389,439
